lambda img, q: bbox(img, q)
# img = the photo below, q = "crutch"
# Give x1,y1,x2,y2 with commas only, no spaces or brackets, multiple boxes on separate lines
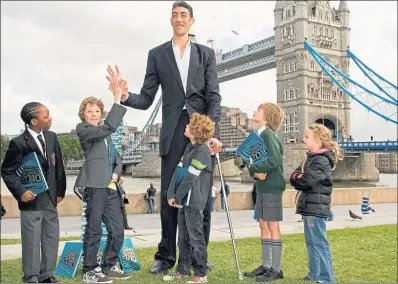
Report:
211,143,243,280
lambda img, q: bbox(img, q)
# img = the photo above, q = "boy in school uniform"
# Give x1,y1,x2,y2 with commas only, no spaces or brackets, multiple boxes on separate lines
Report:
244,102,285,282
165,113,215,284
75,72,130,283
1,102,66,283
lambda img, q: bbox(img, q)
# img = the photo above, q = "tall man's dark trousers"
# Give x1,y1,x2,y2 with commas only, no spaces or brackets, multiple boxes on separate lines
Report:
155,109,214,269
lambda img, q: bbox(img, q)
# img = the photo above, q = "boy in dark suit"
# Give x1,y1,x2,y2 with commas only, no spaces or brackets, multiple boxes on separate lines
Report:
75,72,130,283
1,102,66,283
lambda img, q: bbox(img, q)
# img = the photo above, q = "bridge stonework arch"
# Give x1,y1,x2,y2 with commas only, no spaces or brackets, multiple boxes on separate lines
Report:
274,0,351,144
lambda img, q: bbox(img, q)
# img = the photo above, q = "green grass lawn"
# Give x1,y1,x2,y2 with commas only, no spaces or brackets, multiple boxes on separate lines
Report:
1,225,396,283
1,236,82,245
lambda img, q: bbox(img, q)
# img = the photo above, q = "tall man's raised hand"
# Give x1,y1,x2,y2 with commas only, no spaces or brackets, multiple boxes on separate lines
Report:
107,65,128,100
107,64,121,80
106,64,124,103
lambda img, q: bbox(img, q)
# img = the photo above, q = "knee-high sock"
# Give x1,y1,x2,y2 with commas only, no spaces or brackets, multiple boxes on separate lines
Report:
261,238,272,269
271,239,282,272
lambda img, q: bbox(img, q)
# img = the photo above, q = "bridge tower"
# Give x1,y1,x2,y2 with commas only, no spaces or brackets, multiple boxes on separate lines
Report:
274,0,351,144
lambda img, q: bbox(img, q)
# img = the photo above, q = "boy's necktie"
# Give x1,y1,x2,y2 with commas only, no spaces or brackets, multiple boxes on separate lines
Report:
37,134,47,159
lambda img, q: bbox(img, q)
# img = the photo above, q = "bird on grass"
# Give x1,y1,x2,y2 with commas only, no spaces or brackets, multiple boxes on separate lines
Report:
349,210,362,220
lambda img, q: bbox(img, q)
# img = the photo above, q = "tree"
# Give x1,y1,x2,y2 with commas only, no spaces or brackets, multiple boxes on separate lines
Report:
58,135,84,166
1,135,10,162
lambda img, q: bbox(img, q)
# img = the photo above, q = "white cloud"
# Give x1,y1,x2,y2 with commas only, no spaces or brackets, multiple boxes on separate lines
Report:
1,1,397,141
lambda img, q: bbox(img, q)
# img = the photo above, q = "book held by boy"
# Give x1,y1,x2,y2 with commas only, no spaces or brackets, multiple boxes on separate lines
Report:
237,131,268,166
15,152,49,195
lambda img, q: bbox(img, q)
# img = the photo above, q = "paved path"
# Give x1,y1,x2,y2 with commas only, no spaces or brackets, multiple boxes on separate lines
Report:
1,203,396,261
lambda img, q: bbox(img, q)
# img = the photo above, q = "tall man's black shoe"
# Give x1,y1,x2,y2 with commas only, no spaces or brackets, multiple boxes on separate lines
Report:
39,277,64,283
150,260,169,274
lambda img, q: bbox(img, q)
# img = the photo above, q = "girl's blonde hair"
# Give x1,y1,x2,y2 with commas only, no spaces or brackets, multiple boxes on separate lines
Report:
309,123,343,164
258,102,284,131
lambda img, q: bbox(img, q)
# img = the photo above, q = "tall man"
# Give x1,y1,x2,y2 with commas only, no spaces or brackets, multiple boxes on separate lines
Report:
107,1,222,275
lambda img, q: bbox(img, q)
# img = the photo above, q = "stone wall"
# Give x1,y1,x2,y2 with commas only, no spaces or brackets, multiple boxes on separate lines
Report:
129,151,241,178
2,187,396,218
242,144,380,182
213,158,241,177
333,152,379,181
130,151,161,178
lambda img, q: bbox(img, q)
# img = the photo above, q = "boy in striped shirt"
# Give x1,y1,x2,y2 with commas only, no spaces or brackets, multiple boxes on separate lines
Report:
165,113,215,283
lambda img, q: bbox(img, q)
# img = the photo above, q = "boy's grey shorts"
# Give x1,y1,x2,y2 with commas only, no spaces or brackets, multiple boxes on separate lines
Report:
256,192,283,221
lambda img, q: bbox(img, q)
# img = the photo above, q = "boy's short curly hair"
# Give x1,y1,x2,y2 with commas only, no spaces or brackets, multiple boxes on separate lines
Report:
78,97,105,122
258,102,284,131
189,113,215,144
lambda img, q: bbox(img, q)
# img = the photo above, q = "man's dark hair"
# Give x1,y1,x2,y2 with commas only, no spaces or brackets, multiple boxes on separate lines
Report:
20,102,43,128
172,1,193,18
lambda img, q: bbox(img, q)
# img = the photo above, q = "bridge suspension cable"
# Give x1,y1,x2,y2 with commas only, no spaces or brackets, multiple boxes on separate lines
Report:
304,41,398,125
347,49,398,103
121,95,162,155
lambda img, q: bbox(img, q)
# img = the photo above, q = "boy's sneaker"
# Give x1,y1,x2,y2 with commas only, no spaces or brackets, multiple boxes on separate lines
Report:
163,272,189,281
83,267,113,283
244,265,269,277
186,276,208,283
106,266,131,279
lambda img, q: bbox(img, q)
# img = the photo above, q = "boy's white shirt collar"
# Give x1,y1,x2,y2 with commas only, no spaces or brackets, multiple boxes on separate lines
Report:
27,127,44,138
257,125,266,135
27,127,46,156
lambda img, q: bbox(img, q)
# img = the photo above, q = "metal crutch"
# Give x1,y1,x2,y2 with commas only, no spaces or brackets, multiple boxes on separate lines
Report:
211,143,244,281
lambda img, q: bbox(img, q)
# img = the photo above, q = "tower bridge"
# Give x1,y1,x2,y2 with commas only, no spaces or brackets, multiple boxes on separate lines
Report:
67,1,397,180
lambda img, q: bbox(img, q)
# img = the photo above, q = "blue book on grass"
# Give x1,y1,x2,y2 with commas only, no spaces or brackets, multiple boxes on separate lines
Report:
55,242,83,277
237,131,268,166
118,237,141,272
15,152,49,195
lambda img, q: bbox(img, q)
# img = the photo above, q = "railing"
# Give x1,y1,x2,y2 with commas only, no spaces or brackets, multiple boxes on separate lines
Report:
219,36,275,64
214,141,398,157
339,141,398,151
217,55,276,79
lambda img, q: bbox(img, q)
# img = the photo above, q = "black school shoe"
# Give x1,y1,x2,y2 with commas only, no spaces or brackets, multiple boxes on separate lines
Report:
255,268,284,282
244,265,270,278
39,277,64,283
150,260,170,274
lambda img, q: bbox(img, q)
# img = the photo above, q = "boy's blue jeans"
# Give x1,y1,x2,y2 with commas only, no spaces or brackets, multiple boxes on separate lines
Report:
303,216,335,283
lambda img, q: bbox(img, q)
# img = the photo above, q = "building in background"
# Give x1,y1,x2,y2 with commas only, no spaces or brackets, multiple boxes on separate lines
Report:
375,152,398,173
219,106,254,148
